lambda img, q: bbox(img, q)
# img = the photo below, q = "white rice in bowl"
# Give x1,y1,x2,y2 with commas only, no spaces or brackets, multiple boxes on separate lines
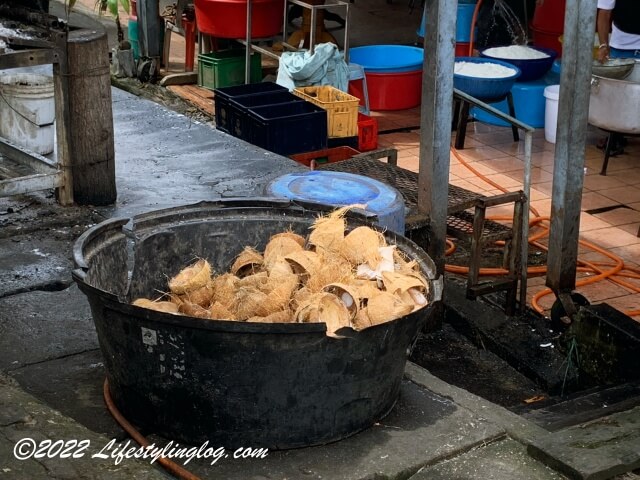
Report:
454,61,517,79
483,45,550,60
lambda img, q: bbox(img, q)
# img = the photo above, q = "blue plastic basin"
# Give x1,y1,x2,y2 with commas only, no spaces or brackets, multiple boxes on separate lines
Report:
349,45,424,73
417,3,477,42
454,57,521,100
480,46,558,82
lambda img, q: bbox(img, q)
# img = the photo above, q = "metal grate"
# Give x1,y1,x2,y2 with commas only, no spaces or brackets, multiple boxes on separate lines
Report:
446,210,513,240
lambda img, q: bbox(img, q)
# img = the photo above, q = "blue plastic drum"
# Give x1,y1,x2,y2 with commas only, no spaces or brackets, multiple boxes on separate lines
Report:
268,171,406,233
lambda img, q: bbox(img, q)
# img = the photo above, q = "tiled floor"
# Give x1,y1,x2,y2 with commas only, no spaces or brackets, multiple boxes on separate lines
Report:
373,106,640,319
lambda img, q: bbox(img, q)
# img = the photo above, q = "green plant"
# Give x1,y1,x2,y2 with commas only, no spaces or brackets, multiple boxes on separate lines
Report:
96,0,131,44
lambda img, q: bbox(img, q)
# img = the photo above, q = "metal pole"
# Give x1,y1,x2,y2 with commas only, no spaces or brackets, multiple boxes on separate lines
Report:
245,0,252,83
418,0,457,276
520,130,533,312
545,0,597,300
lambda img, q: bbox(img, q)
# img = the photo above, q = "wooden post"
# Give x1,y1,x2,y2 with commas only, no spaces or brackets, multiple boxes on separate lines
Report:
66,29,117,205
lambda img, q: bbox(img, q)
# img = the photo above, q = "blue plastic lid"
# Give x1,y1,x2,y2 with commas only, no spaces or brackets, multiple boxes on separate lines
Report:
268,171,406,233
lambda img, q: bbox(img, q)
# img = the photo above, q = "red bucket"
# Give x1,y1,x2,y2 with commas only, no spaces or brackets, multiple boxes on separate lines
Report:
532,0,566,35
350,70,422,111
455,42,471,57
194,0,284,38
531,27,562,57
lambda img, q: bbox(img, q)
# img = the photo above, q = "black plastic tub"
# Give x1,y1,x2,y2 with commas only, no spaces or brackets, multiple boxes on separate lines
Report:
72,199,442,449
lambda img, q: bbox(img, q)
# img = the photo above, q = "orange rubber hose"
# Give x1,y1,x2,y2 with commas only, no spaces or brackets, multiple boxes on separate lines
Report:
447,147,640,317
468,0,483,55
103,379,202,480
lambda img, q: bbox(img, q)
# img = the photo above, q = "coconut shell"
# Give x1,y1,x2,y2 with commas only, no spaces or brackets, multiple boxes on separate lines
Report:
341,226,385,266
248,310,293,323
352,307,373,331
268,258,294,279
133,298,180,314
183,282,214,308
291,287,313,311
350,279,382,300
237,271,269,290
284,250,320,283
233,287,268,320
168,259,211,294
393,249,419,273
308,207,349,254
264,236,303,269
230,247,263,278
323,283,361,318
211,273,238,308
209,301,235,320
256,274,298,316
381,271,426,296
366,291,413,326
179,301,211,319
269,231,306,248
294,292,351,337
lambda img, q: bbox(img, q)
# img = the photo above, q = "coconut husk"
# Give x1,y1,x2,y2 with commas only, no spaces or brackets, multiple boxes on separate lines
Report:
237,271,269,290
168,259,212,294
264,236,304,269
355,245,397,281
179,301,211,319
248,310,293,323
308,207,350,254
257,274,298,316
233,286,268,320
352,307,373,330
306,256,353,293
284,250,320,283
366,291,414,326
393,249,419,273
381,271,426,295
211,273,239,308
294,292,351,337
291,286,313,311
324,283,361,318
133,298,180,314
230,247,263,278
168,293,185,307
350,279,382,300
268,258,294,280
269,231,306,248
209,301,235,320
183,282,214,308
341,226,385,266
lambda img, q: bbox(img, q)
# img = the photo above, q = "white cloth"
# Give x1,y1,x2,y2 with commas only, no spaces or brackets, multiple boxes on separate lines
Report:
276,43,349,92
597,0,640,50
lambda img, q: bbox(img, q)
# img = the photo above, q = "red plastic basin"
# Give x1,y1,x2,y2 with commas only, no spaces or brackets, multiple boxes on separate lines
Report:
350,70,422,111
194,0,284,38
531,0,566,35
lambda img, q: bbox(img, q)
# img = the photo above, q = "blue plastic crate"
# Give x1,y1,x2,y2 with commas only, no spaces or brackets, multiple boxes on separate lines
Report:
229,91,305,141
213,82,287,133
248,102,328,156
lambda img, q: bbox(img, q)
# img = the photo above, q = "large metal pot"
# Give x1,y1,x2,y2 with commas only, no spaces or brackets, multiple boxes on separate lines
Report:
72,199,442,449
589,64,640,134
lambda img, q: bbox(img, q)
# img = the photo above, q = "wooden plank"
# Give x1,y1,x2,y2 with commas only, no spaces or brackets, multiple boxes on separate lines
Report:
0,137,58,174
168,84,214,116
0,48,58,70
0,172,62,197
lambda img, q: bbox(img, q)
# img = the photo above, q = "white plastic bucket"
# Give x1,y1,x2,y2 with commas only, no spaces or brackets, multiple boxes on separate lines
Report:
0,73,55,155
543,84,560,144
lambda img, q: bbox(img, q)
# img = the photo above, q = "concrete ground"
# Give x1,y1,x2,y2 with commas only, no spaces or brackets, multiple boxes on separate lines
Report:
1,3,640,480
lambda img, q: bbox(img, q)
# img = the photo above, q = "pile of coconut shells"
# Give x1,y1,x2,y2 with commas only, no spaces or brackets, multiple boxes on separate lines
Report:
132,207,430,337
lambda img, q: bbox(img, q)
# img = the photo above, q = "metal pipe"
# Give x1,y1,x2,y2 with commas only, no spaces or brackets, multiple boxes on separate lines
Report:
520,130,532,312
419,0,457,276
546,0,598,294
245,0,252,84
